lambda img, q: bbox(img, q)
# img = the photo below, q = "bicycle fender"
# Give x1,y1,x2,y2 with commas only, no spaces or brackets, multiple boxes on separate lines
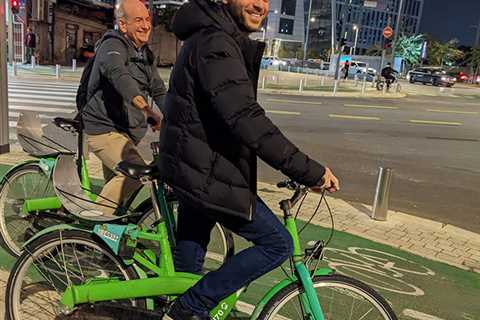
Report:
249,268,335,320
23,224,90,248
250,277,297,320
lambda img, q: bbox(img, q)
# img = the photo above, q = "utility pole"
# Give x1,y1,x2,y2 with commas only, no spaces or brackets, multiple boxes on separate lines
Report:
7,0,14,63
474,14,480,47
334,0,352,80
303,0,313,62
391,0,404,65
1,0,11,154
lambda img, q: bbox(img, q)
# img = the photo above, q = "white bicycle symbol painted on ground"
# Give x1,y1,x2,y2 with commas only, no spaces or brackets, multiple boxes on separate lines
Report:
323,247,436,296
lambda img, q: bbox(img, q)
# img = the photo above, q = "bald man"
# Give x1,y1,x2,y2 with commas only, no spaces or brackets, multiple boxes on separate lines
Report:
81,0,166,216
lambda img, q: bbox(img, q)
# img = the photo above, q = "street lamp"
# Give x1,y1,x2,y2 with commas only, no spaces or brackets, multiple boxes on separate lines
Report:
350,24,359,56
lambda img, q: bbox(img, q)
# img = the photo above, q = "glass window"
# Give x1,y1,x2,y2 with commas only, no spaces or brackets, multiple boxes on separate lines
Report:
278,18,294,35
281,0,296,16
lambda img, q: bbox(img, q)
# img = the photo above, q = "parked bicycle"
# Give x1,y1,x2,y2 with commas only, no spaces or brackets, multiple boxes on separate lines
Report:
0,112,234,266
5,158,398,319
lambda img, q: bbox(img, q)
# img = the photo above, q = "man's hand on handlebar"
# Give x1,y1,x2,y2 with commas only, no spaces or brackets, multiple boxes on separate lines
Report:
144,107,162,132
312,167,340,193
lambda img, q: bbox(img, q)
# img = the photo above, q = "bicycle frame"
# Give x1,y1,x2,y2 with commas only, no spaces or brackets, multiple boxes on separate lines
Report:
57,182,334,320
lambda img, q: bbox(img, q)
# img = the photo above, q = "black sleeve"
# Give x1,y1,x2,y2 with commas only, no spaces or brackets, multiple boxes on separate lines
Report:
196,34,326,187
96,38,143,105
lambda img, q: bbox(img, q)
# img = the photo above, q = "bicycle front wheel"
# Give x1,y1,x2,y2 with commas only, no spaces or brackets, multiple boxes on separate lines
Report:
259,274,397,320
5,230,144,320
0,162,57,257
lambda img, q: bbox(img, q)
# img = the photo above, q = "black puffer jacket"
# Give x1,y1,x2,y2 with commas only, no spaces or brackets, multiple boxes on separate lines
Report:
158,0,326,220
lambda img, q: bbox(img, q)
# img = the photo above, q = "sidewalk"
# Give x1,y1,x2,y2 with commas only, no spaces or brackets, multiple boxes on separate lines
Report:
1,147,479,274
7,65,407,99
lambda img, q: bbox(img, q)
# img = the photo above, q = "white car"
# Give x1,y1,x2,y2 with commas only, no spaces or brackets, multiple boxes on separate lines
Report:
350,61,377,75
262,56,287,67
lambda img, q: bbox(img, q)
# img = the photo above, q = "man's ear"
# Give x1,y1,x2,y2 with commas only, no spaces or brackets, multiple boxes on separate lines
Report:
222,0,228,4
118,18,128,33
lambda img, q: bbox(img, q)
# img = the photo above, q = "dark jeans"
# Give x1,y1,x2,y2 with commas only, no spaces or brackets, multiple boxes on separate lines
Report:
174,197,293,317
25,47,34,63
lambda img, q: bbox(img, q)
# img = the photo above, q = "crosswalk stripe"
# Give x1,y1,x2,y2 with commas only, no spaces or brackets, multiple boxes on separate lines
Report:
7,85,78,92
10,105,76,113
8,88,77,96
9,93,76,101
8,98,75,107
9,112,58,119
8,80,79,87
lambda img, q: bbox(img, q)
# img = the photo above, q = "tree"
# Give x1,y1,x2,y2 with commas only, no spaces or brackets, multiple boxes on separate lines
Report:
467,47,480,77
395,34,423,66
428,39,464,67
366,43,383,56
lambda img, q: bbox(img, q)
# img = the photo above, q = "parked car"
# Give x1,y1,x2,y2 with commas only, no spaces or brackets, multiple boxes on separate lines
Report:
408,67,456,87
261,56,287,67
350,61,377,76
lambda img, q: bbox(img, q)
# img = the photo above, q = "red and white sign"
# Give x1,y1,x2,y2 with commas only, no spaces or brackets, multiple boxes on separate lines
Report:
383,26,394,39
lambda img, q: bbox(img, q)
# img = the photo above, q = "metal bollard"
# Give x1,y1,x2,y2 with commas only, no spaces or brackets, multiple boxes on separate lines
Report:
299,79,304,92
56,64,61,79
332,80,338,96
362,76,367,95
72,59,77,72
371,167,393,221
321,76,325,87
13,61,17,76
261,76,266,89
31,56,36,69
304,77,308,88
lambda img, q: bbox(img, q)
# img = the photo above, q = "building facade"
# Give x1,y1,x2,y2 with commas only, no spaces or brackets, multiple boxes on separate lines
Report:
332,0,424,54
251,0,306,56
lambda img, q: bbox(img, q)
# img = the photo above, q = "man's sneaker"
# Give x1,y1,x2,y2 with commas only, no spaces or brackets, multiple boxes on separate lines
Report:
164,301,210,320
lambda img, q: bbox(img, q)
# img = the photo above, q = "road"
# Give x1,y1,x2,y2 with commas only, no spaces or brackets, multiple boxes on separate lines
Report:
5,79,480,233
257,93,480,233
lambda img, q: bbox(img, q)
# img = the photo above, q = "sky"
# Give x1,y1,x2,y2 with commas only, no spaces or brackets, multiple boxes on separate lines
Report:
419,0,480,46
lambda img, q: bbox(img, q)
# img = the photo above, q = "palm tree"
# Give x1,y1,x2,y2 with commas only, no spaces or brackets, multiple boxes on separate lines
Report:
395,34,424,68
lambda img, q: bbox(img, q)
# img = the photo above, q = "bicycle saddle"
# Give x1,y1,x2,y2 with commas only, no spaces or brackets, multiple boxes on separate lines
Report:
116,161,160,180
53,117,81,132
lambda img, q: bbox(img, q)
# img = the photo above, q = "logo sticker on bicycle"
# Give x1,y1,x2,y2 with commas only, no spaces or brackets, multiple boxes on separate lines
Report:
323,247,436,296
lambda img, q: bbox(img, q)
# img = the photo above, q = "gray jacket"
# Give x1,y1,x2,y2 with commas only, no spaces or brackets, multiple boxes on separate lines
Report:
81,30,166,144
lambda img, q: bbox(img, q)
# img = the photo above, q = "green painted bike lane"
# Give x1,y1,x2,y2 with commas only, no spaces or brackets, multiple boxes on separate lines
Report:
0,164,479,319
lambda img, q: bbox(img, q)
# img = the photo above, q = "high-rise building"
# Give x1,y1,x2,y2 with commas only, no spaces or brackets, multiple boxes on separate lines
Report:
329,0,424,54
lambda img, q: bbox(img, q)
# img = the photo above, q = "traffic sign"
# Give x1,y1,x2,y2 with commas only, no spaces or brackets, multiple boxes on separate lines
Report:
383,26,394,39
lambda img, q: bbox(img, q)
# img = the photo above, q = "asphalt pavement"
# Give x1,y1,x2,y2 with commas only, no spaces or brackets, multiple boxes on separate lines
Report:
255,93,480,234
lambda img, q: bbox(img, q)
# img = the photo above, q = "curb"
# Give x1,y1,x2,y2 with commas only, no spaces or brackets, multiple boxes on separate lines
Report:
259,88,407,99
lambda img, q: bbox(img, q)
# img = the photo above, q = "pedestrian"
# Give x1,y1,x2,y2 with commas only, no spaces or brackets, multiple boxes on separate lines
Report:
80,0,166,217
343,59,350,79
157,0,340,318
25,27,36,64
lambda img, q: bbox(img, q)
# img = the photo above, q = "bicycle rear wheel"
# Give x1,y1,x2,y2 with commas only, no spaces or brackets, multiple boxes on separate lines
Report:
5,230,144,320
0,163,57,257
258,274,397,320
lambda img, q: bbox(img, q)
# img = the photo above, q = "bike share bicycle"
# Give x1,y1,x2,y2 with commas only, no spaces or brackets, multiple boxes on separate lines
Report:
5,154,398,319
0,112,234,265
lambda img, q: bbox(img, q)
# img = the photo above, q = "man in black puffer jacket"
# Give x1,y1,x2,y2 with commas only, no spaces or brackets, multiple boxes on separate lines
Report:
159,0,339,318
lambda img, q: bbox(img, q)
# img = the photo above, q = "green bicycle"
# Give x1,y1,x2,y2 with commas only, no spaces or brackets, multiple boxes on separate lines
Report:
5,159,397,319
0,112,234,264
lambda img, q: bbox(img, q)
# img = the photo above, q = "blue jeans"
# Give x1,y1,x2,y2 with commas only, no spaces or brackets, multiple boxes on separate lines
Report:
174,197,293,317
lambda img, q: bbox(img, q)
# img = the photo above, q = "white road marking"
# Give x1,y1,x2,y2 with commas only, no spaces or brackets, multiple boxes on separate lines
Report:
402,309,445,320
409,120,462,126
344,104,398,110
8,98,75,107
329,114,381,121
266,110,301,115
8,93,75,101
266,98,323,105
9,105,75,113
426,109,478,115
